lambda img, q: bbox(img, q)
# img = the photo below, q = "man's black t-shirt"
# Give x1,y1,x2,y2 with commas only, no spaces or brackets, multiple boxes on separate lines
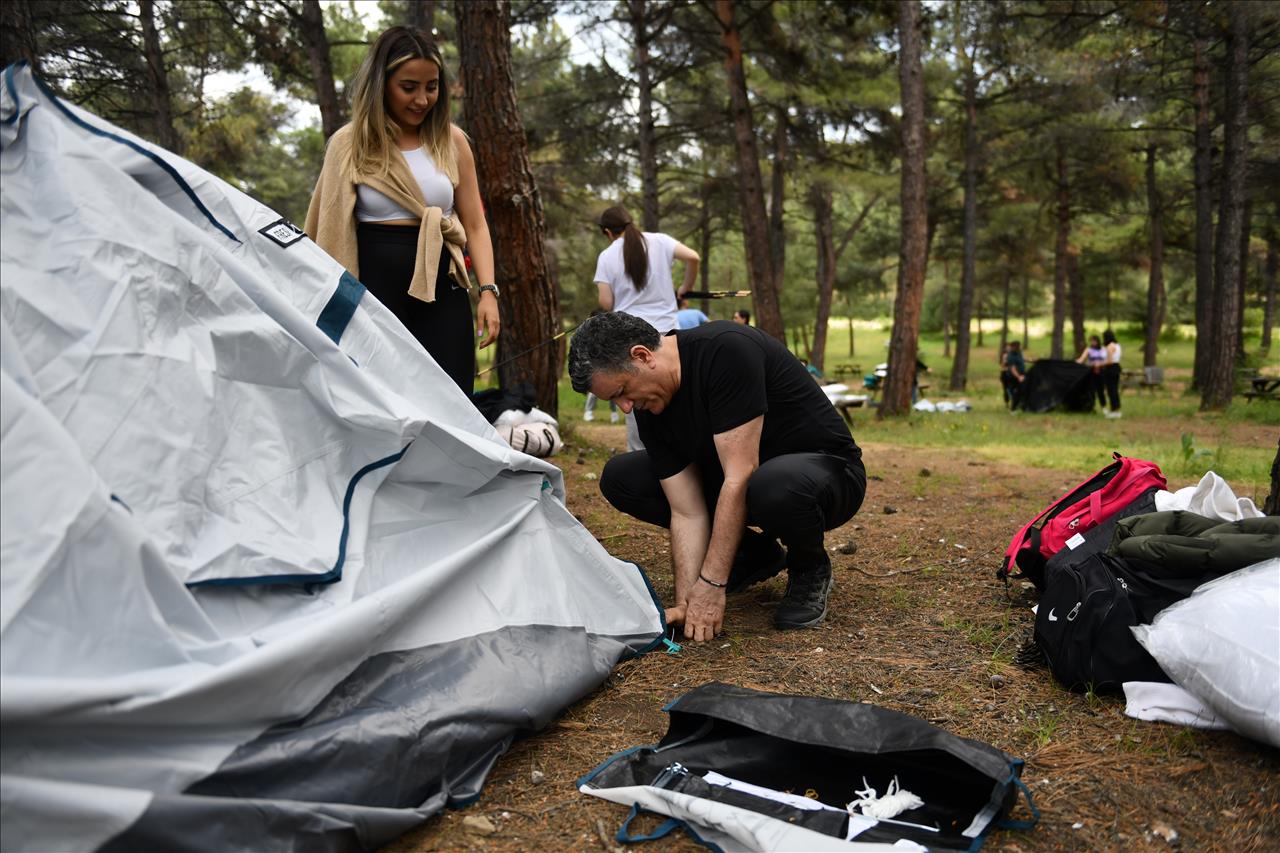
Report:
636,322,860,481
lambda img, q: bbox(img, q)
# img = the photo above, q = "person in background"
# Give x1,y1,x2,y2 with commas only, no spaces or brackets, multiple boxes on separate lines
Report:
1000,340,1026,408
306,26,499,396
1075,334,1106,410
594,205,700,451
1101,329,1123,419
569,312,866,641
676,295,710,330
732,309,751,325
582,392,620,424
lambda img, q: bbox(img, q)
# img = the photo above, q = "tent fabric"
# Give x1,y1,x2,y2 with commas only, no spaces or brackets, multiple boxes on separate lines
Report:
0,62,663,853
1012,360,1095,413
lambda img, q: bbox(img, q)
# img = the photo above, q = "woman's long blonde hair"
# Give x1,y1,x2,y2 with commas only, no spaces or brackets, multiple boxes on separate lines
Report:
348,26,458,183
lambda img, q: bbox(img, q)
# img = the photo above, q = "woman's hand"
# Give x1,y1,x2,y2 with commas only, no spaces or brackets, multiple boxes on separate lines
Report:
476,290,500,348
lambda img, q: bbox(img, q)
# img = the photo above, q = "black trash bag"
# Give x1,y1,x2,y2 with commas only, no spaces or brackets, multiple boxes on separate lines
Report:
578,682,1037,852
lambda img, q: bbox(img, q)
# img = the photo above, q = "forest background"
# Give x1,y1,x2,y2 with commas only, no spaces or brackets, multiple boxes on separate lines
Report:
1,0,1277,427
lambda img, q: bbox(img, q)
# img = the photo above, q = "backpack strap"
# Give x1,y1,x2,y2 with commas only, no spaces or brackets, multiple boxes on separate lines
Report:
616,805,684,843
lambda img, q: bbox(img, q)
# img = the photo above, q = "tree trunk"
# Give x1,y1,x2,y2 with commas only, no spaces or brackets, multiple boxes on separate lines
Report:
1263,220,1277,355
408,0,436,33
698,177,713,300
1068,251,1085,355
456,0,560,415
715,0,782,341
300,0,343,139
1192,25,1214,390
1144,144,1165,367
1052,140,1070,359
630,0,660,231
942,259,951,358
1237,197,1252,361
976,285,984,348
1000,267,1011,356
881,0,928,419
0,0,40,72
810,180,836,373
769,103,788,312
1201,6,1248,411
139,0,181,154
949,17,978,392
1022,275,1030,346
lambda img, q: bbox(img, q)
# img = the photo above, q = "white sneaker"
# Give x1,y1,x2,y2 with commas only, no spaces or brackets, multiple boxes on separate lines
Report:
583,410,594,422
610,411,620,424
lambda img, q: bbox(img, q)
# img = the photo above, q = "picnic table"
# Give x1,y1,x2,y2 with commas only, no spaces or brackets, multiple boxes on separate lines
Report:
1244,375,1279,403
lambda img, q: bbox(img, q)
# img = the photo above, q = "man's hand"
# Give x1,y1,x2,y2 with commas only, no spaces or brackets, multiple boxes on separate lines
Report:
664,604,686,626
682,580,725,643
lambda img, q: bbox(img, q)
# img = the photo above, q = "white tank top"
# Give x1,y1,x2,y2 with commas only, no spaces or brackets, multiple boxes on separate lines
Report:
355,147,454,222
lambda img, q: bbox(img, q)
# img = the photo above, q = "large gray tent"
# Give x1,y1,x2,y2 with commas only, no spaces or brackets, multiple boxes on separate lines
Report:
0,64,663,851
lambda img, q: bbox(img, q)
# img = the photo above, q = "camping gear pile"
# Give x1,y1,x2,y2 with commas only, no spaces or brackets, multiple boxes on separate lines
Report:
0,64,663,853
1001,452,1278,747
579,683,1036,852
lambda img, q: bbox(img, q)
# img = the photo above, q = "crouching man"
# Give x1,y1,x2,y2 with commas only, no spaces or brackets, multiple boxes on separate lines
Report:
568,312,866,642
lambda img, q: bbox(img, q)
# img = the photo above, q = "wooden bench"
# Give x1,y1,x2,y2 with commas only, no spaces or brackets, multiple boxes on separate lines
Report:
1244,376,1280,403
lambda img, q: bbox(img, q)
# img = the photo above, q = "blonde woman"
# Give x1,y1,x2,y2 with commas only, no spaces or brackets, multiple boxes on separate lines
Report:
306,26,499,395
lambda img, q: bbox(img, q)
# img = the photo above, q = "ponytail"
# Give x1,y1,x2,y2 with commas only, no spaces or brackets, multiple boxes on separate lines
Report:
599,206,650,290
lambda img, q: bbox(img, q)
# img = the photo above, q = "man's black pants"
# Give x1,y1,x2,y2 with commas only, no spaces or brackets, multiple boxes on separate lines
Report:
600,450,866,580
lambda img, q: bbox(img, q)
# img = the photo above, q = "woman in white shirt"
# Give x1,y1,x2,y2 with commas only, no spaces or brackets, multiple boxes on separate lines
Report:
593,205,700,449
1101,329,1123,419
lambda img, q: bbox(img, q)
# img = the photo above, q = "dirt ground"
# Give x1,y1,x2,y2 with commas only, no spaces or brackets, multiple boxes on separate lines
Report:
388,423,1280,853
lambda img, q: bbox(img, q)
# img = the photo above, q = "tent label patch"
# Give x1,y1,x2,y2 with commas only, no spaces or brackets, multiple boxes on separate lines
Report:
259,218,306,247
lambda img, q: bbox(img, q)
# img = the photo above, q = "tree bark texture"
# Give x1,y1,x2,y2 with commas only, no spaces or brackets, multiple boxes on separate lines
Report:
139,0,181,154
949,14,977,392
1201,6,1248,411
1068,251,1084,355
881,0,928,419
716,0,782,341
408,0,436,34
630,0,660,231
1192,27,1214,389
300,0,343,140
1263,221,1277,355
1236,197,1251,363
1144,144,1165,367
1052,140,1070,359
457,0,561,415
769,103,788,305
809,180,836,373
1265,437,1280,517
0,0,41,72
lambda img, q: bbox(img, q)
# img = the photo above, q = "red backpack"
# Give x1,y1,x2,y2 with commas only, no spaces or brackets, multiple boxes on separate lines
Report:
999,452,1167,590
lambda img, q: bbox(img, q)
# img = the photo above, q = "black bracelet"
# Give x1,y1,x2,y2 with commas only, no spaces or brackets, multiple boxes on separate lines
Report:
698,572,727,589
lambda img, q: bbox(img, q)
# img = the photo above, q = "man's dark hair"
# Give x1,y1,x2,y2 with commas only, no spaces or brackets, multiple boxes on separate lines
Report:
735,309,750,322
568,312,661,393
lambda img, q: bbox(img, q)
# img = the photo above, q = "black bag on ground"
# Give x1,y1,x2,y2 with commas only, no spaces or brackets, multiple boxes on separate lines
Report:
578,682,1037,852
1034,552,1169,692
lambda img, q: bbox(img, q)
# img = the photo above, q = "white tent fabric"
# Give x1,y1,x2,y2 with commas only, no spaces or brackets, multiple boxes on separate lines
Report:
0,63,663,852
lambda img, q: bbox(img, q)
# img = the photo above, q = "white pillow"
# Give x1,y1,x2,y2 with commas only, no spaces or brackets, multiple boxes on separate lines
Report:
1132,559,1280,747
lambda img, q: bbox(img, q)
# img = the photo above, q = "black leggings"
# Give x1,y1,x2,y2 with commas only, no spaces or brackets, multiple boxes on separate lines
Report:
1101,363,1121,411
600,450,866,574
357,222,475,396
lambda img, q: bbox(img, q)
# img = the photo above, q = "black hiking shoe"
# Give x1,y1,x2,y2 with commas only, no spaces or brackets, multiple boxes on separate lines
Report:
774,565,833,629
726,534,787,593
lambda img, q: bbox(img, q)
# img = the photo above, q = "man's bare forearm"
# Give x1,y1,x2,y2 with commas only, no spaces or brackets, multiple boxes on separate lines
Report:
701,478,749,583
670,510,711,605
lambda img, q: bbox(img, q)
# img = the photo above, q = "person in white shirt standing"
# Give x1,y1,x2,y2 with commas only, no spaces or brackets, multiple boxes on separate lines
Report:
1101,328,1123,419
594,206,701,450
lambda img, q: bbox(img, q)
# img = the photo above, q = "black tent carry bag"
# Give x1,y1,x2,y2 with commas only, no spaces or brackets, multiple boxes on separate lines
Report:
578,683,1037,852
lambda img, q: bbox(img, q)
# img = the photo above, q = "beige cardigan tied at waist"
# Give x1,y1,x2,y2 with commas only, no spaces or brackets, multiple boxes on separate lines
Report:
304,124,468,303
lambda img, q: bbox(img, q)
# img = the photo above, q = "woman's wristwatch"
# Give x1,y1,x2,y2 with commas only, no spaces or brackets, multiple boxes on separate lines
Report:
478,284,499,297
